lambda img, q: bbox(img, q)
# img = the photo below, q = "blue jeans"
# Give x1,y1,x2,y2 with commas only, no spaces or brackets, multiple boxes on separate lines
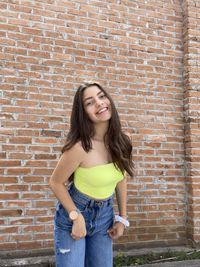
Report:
54,184,114,267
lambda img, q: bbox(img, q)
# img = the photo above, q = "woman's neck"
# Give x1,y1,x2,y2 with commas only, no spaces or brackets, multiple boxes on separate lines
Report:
93,122,109,142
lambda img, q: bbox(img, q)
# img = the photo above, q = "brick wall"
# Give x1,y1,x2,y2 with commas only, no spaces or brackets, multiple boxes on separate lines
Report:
0,0,196,252
182,0,200,246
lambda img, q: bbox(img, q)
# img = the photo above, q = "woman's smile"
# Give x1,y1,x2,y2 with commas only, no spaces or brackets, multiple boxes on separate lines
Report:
96,107,108,115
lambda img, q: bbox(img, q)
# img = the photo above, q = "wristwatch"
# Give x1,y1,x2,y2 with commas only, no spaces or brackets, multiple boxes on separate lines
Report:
69,209,81,221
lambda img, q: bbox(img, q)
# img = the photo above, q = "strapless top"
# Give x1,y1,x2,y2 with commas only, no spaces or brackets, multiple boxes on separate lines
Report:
74,163,124,199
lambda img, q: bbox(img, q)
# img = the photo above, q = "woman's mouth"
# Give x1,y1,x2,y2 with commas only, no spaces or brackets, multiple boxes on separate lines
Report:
96,107,108,114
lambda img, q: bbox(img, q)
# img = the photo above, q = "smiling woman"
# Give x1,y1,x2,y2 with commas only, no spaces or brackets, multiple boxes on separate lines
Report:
49,82,133,267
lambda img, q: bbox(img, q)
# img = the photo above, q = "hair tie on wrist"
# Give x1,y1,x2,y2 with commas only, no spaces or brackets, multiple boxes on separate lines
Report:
115,215,130,227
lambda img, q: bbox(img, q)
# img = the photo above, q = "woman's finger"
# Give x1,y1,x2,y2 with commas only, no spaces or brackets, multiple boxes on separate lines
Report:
71,233,85,239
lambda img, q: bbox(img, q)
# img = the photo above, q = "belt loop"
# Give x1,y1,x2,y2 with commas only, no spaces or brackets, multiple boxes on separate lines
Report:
96,201,102,207
88,199,94,208
108,197,113,206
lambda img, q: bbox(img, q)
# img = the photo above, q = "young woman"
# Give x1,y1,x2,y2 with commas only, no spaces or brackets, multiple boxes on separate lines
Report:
49,82,133,267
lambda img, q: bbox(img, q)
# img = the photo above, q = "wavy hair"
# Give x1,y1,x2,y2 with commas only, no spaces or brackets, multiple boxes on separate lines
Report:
62,82,133,177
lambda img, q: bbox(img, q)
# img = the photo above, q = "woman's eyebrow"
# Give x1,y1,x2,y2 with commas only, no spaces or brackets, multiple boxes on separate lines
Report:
83,90,102,102
83,96,93,102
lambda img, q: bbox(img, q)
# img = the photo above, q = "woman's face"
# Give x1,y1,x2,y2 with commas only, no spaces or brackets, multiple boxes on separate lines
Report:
83,85,111,124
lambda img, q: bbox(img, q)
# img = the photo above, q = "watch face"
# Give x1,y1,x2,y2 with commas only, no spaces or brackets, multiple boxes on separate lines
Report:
69,210,78,220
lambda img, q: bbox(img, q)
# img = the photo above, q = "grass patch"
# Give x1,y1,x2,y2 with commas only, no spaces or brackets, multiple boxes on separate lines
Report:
113,249,200,266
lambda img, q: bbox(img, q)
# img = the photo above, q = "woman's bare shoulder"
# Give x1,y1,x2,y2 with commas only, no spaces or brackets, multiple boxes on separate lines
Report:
50,142,87,183
62,141,86,159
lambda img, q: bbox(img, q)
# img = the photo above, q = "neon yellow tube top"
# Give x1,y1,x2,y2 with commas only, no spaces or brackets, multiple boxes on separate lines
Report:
74,163,124,199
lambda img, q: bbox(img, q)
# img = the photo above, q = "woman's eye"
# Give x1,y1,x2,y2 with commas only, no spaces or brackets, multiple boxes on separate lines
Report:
86,102,92,106
99,94,106,99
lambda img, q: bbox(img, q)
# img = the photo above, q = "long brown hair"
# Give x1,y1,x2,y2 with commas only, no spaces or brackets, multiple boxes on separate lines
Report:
62,82,133,177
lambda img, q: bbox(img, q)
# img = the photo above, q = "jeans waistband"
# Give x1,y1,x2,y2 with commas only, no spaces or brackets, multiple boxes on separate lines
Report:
69,183,113,208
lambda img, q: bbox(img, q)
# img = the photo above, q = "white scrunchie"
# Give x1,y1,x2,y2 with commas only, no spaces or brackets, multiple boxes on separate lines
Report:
115,215,130,227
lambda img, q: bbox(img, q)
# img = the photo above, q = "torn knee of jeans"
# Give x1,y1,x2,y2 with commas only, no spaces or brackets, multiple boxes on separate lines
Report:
59,248,70,254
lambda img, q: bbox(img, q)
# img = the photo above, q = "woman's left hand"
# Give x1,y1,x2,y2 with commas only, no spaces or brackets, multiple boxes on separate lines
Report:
107,222,125,240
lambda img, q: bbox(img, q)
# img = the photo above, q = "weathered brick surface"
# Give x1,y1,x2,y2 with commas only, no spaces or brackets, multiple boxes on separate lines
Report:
0,0,198,252
182,0,200,246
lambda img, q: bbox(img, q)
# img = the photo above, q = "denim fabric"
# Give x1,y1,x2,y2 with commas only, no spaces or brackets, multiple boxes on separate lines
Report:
54,184,114,267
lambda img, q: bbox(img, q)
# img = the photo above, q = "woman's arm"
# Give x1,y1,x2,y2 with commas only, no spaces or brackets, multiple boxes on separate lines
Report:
107,177,128,239
115,177,127,219
49,143,87,239
49,143,85,213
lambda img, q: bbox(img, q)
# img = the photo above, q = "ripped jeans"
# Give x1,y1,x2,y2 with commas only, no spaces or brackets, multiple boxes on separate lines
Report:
54,184,114,267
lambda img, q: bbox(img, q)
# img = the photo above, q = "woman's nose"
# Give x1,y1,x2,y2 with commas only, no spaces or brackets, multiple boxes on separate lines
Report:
95,98,104,106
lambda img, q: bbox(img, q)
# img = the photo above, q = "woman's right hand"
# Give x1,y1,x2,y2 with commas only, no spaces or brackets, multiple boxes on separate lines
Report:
71,214,87,240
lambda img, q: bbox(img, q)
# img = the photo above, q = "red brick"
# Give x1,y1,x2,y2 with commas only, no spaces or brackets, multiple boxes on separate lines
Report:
0,243,17,251
34,233,53,240
0,209,23,217
24,209,48,216
0,177,18,184
36,216,53,223
0,160,21,167
23,225,45,232
17,241,43,250
31,184,50,191
25,160,48,167
22,193,45,199
10,218,33,225
9,152,32,159
5,185,28,191
23,176,45,183
7,168,31,175
1,226,20,233
9,234,33,242
35,201,56,208
0,194,19,200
